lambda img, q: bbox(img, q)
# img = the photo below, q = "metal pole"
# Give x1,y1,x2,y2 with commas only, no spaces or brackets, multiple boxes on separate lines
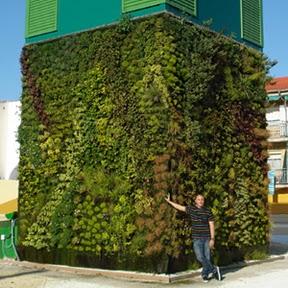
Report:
11,219,20,261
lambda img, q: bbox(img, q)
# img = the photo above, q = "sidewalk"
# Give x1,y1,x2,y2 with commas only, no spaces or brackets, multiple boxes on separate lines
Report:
0,214,288,288
0,241,288,288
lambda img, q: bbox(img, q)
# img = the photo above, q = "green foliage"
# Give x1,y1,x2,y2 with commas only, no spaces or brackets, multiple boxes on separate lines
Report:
19,14,270,270
72,167,135,255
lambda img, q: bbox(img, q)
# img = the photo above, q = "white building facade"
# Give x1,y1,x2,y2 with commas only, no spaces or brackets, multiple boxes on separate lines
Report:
266,77,288,204
0,101,21,180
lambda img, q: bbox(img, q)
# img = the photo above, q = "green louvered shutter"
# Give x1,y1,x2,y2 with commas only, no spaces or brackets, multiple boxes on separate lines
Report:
167,0,197,16
123,0,197,16
241,0,263,46
26,0,58,37
122,0,165,13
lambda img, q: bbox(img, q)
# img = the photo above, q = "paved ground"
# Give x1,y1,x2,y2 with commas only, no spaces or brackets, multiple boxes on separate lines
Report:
271,214,288,244
1,255,288,288
0,214,287,288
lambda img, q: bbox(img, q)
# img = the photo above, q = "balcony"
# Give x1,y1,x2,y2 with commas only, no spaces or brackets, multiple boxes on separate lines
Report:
274,169,288,186
267,122,288,141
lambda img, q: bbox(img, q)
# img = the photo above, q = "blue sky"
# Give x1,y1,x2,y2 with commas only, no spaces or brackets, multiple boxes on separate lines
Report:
0,0,287,101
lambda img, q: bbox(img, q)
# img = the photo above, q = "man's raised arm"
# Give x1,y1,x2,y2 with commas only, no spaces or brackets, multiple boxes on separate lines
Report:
165,194,186,212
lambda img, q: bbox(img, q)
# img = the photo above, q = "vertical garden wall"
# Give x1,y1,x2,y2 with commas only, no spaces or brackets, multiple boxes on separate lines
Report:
18,15,270,273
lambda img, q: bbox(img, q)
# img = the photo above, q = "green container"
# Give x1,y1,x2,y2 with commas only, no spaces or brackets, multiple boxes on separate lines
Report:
0,219,18,259
5,212,17,220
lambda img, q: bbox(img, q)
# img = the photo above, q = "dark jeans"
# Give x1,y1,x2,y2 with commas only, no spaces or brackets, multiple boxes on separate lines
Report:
193,238,215,277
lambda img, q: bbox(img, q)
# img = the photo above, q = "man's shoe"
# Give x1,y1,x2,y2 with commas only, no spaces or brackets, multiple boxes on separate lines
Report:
208,272,213,279
202,276,209,283
214,266,222,281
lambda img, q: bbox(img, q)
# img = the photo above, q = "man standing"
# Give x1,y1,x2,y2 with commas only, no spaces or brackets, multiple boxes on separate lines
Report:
165,194,222,282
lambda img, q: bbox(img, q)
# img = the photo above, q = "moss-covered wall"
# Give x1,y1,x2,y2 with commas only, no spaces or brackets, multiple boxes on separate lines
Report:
19,15,270,273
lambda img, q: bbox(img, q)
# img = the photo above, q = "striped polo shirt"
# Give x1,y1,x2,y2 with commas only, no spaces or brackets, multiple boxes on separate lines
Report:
185,205,214,239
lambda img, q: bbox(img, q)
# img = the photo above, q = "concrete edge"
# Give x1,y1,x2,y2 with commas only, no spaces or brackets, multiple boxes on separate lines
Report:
169,254,287,283
220,255,287,272
0,254,287,284
0,259,171,284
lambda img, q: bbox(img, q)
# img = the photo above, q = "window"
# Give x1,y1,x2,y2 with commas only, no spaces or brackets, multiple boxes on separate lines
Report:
268,153,282,171
268,152,284,183
122,0,164,13
122,0,197,16
166,0,197,16
26,0,58,38
266,106,280,123
240,0,263,46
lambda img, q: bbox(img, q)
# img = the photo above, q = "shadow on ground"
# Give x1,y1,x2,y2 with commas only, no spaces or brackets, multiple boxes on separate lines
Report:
0,269,46,281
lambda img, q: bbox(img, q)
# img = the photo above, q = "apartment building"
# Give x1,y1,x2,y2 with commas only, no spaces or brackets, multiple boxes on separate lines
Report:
266,77,288,204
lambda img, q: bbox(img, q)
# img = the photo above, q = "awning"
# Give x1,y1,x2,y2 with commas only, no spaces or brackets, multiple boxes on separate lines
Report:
268,93,288,101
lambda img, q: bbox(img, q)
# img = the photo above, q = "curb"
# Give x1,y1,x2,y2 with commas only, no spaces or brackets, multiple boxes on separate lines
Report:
1,253,287,284
220,254,287,272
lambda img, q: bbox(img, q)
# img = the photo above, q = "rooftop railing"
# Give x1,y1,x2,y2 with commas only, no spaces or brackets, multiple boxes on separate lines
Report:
267,122,288,139
273,168,288,185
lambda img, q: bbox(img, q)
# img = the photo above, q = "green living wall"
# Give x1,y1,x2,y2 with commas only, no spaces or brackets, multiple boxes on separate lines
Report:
19,15,270,273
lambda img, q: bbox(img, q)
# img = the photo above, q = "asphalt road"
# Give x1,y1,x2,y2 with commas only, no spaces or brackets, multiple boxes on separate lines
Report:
271,214,288,244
